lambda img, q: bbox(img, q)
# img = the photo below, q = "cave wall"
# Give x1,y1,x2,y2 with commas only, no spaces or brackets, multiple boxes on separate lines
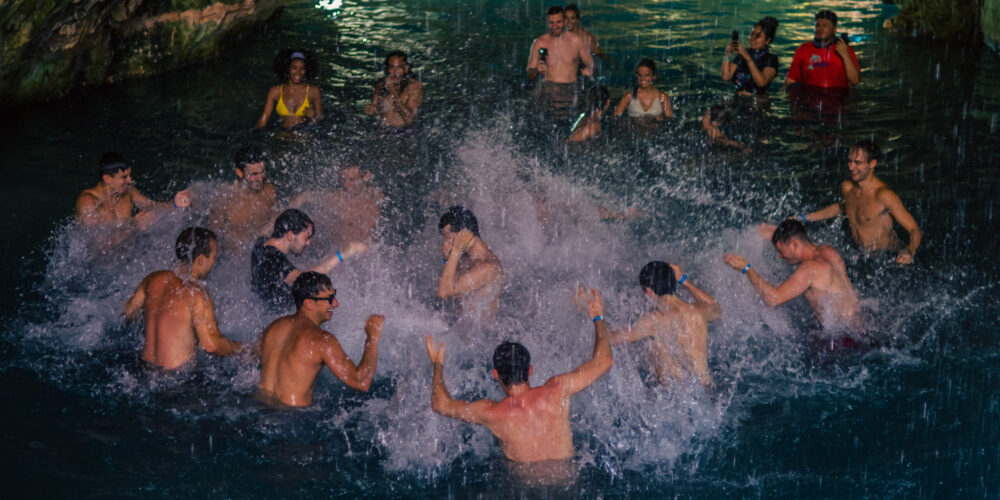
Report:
0,0,290,102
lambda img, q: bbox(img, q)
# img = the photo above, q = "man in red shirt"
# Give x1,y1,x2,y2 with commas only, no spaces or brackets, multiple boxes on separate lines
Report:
782,10,860,90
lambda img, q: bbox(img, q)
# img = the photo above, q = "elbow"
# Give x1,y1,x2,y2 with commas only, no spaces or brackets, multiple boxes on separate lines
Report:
708,304,723,322
202,341,220,354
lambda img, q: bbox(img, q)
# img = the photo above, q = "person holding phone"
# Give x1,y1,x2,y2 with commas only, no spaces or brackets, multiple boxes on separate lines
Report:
365,50,423,127
722,17,780,95
782,10,860,90
526,6,594,118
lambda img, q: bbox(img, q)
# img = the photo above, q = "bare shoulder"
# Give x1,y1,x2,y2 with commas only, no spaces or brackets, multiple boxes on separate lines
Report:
840,179,855,195
874,184,902,204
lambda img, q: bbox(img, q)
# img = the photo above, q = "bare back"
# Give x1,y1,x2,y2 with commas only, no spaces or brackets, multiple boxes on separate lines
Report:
257,315,329,406
841,180,902,251
645,303,711,387
480,381,575,462
802,245,859,327
136,271,203,369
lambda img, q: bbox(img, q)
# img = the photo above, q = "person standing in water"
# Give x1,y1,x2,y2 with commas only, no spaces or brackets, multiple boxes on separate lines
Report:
723,220,859,329
563,4,607,63
254,49,323,129
436,206,503,323
582,261,721,387
208,144,278,247
722,17,780,95
800,140,922,264
257,272,384,407
782,10,860,90
75,152,191,231
364,50,424,128
124,227,244,370
526,6,594,118
425,287,612,463
613,59,673,120
290,162,384,247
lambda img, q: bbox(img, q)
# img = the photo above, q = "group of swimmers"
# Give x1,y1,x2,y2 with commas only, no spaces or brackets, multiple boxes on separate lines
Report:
69,5,923,469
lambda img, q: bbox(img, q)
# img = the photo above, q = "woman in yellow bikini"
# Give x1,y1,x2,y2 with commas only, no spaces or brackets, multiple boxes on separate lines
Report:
254,49,323,129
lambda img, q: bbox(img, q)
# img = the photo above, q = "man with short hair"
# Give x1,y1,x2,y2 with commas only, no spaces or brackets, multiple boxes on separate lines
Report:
364,50,424,127
124,227,243,369
782,10,860,89
437,206,503,323
526,6,594,117
587,261,721,387
75,152,191,230
425,287,612,463
802,140,922,264
289,164,384,247
251,209,366,311
724,220,860,328
257,272,383,407
208,145,278,246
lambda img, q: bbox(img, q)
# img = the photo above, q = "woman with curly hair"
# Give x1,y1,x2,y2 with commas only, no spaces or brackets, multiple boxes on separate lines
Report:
254,49,323,129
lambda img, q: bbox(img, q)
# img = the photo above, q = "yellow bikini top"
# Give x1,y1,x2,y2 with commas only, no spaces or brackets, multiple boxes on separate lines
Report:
276,85,310,117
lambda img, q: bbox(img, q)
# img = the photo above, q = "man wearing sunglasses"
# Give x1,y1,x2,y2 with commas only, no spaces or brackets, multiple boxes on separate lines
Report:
257,272,384,407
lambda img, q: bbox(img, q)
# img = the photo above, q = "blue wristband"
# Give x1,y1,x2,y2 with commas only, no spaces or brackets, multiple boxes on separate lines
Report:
442,258,447,264
678,274,688,285
592,315,603,323
801,214,807,223
742,263,751,274
337,250,344,262
173,201,178,208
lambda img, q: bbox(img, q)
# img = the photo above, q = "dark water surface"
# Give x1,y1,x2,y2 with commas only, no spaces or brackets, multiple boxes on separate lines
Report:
3,0,1000,497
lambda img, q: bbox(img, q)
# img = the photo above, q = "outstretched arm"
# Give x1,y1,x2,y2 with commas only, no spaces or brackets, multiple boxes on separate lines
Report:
426,336,494,424
321,315,383,392
723,253,811,307
192,290,243,356
878,188,922,264
310,241,368,275
550,288,613,396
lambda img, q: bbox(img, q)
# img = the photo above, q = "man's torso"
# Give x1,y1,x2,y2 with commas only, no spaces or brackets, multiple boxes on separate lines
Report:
141,270,199,369
487,383,575,462
258,315,325,406
535,32,585,83
790,42,855,89
842,180,901,251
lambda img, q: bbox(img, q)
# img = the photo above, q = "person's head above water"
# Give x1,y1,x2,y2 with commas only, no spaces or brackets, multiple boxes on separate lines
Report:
546,5,565,37
493,341,531,386
383,50,409,75
587,85,610,115
564,4,581,31
850,139,881,163
272,48,318,82
234,144,266,172
272,208,314,238
438,205,480,237
813,10,838,44
635,59,658,90
175,227,218,277
771,219,811,246
291,271,334,309
97,151,129,179
754,16,779,47
639,261,677,296
234,144,267,190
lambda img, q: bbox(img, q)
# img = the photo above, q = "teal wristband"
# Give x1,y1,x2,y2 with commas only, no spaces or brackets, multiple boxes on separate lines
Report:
742,263,751,274
678,274,688,285
592,315,603,323
337,250,344,262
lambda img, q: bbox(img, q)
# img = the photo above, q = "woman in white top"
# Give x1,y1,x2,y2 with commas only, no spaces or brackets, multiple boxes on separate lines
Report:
614,59,673,120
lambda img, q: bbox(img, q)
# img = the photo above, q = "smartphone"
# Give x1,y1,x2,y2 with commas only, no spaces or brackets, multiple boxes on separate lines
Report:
839,32,849,44
731,30,739,42
539,47,548,62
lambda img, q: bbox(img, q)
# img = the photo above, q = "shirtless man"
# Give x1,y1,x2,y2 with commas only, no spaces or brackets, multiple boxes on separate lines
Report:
437,206,503,323
123,227,243,369
802,140,922,264
364,51,423,127
564,4,607,62
526,6,594,118
75,152,191,231
425,287,612,463
724,220,859,328
208,145,277,247
290,165,383,246
257,272,383,407
585,261,721,387
251,209,366,311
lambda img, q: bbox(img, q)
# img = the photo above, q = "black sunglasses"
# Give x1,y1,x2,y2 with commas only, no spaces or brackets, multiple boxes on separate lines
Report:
308,290,337,303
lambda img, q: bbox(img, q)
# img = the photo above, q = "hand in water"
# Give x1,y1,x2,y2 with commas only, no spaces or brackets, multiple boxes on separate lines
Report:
174,190,191,209
586,288,604,319
723,253,749,271
425,335,445,365
365,314,384,341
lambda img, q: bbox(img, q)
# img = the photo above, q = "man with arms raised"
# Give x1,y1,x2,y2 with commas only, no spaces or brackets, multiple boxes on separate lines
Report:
801,140,922,264
208,145,277,247
364,50,424,128
724,220,859,329
124,227,243,369
251,208,366,312
425,288,612,463
437,206,503,323
586,261,721,387
76,152,191,231
526,6,594,117
257,272,384,407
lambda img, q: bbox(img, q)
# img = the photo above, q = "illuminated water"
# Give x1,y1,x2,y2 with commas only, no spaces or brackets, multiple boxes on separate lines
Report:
2,0,999,496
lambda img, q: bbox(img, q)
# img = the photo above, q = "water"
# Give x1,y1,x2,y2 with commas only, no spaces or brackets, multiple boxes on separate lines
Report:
2,0,999,496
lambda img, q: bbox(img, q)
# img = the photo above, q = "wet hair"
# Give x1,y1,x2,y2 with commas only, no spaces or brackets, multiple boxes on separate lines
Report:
850,140,881,163
292,271,332,309
756,16,779,44
639,261,677,296
493,341,531,386
175,227,217,263
234,144,265,172
383,50,408,72
564,4,581,17
546,5,564,17
438,205,480,237
632,59,659,98
587,85,610,114
271,209,314,238
771,219,812,246
272,48,319,81
97,151,129,179
379,50,411,93
815,10,838,26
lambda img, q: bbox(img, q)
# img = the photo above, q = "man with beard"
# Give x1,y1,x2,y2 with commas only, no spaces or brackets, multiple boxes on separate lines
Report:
364,50,424,128
75,152,191,231
526,6,594,118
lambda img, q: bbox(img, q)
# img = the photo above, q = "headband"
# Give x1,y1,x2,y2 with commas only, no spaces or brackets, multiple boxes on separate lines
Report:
290,51,306,61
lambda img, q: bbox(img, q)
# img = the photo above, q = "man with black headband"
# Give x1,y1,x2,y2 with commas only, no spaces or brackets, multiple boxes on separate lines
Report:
425,288,612,463
782,10,860,89
75,152,191,229
364,50,423,127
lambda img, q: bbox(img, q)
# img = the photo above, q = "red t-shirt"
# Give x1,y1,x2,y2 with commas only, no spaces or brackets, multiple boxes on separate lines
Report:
786,42,860,89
